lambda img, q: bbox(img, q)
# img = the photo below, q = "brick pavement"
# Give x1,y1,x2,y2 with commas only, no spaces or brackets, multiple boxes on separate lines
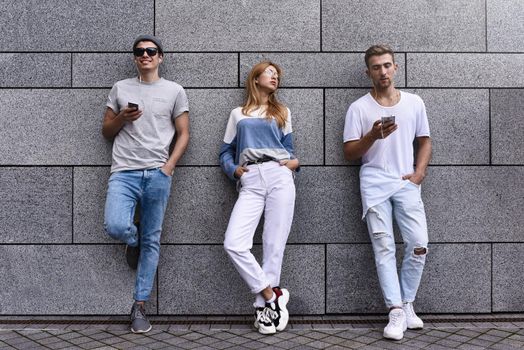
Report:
0,315,523,349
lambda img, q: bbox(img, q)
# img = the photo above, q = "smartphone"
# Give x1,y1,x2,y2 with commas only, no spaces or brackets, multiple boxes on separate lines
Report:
128,102,139,111
381,115,395,125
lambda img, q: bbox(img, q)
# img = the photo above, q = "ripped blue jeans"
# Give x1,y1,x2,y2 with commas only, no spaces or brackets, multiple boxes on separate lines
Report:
365,182,428,309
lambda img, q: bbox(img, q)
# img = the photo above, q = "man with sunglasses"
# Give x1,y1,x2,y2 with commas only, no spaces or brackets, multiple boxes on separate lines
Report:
102,34,189,333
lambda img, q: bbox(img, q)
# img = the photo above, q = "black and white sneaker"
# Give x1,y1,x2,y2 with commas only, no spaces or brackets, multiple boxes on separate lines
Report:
130,302,152,333
267,287,290,332
254,307,276,334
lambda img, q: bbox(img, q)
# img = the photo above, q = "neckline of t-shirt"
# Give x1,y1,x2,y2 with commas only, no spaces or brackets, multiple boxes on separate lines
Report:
244,107,268,118
135,77,164,86
368,90,403,108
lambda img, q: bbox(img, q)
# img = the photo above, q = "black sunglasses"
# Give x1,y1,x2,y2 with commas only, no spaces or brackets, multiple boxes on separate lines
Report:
133,47,159,57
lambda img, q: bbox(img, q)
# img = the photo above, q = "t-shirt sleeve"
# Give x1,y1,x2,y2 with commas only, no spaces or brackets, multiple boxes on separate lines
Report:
106,84,119,113
415,98,430,137
172,87,189,119
343,103,362,142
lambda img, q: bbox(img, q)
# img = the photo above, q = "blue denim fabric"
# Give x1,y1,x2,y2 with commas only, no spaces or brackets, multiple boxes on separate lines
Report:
104,168,172,301
365,181,428,308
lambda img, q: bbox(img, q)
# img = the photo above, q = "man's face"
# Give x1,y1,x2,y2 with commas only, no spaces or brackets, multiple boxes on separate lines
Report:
133,41,162,72
366,54,397,90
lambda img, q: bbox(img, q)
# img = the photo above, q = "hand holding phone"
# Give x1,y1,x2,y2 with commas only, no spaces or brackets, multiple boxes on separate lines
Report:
127,102,139,111
381,115,395,126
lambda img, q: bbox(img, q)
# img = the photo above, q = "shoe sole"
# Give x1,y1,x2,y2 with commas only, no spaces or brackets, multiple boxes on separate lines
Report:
255,323,276,335
275,289,290,332
407,325,423,330
383,331,404,341
131,324,152,334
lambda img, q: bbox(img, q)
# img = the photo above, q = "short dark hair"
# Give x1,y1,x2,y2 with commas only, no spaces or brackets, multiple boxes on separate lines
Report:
364,45,395,68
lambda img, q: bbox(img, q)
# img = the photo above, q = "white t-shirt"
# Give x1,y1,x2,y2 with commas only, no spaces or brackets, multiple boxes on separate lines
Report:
343,91,430,218
106,77,189,173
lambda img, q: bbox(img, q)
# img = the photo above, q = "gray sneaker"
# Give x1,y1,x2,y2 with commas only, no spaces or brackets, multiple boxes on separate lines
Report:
130,302,152,333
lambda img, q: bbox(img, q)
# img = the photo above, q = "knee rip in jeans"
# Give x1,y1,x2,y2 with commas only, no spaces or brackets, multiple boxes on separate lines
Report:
367,208,390,239
372,231,390,239
413,246,428,258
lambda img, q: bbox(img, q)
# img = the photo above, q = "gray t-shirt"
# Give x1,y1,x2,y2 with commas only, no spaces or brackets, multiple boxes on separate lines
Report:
106,77,189,173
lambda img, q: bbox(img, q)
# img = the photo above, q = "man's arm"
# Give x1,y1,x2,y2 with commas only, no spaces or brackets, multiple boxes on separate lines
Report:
402,136,432,185
161,112,190,176
343,120,397,160
102,107,142,140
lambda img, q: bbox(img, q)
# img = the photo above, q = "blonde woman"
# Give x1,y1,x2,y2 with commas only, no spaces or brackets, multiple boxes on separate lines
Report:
220,61,299,335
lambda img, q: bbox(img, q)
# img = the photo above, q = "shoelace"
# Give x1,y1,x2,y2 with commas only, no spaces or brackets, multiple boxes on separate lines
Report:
389,311,404,327
264,305,278,321
404,303,416,318
257,308,272,324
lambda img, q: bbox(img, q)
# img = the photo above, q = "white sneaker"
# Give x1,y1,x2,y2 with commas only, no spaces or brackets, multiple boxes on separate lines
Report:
254,307,276,335
403,302,424,329
383,308,407,340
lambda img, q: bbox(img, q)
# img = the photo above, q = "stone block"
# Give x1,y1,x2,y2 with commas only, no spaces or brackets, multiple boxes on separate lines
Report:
158,245,325,314
240,53,405,87
412,89,489,164
0,167,72,243
0,89,112,165
0,1,152,51
322,0,485,51
326,243,491,313
181,89,323,166
73,53,238,88
493,244,524,312
290,167,368,243
416,244,491,313
0,245,157,314
73,167,112,243
491,89,524,164
407,54,524,87
423,167,524,242
487,0,524,52
325,89,490,165
156,0,320,51
162,167,237,244
0,54,70,87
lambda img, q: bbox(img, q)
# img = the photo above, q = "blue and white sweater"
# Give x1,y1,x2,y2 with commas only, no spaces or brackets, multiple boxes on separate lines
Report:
219,107,296,181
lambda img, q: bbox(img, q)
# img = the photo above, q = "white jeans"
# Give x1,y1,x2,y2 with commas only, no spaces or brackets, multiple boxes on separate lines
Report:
365,181,428,308
224,161,296,304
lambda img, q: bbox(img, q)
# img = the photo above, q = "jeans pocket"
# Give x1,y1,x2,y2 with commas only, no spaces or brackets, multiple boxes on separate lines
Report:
158,168,172,178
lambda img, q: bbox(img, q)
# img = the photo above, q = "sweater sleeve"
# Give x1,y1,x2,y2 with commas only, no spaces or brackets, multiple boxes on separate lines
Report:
219,140,238,181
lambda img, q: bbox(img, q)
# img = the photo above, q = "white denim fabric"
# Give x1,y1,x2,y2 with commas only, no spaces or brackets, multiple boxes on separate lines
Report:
223,161,295,302
365,181,428,308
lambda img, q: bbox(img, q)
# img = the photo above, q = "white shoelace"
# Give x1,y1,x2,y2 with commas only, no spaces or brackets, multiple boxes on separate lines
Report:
257,308,273,324
404,303,416,318
264,306,278,321
389,311,404,327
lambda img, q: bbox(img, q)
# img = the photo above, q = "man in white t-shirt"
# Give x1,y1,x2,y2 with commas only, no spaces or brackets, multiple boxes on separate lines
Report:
343,45,432,341
102,35,190,334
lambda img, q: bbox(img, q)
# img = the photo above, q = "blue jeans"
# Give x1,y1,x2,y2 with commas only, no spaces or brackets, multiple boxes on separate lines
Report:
365,182,428,308
104,168,172,301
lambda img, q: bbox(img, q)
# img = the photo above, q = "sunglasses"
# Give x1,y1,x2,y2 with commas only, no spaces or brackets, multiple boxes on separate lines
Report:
262,68,279,79
133,47,159,57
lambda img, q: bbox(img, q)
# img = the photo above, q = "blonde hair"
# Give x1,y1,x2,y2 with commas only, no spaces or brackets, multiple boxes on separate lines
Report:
242,61,288,128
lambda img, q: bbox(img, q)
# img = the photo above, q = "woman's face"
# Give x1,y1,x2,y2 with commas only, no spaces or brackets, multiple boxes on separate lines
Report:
255,65,279,92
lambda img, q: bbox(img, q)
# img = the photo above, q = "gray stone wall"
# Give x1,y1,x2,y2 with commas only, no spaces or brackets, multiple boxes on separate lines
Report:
0,0,522,315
